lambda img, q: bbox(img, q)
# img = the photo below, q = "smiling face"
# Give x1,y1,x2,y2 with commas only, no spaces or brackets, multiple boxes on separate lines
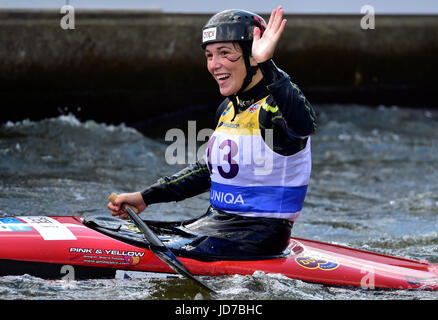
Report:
205,42,247,96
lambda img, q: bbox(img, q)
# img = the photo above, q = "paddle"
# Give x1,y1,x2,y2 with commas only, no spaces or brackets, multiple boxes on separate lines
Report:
108,193,216,294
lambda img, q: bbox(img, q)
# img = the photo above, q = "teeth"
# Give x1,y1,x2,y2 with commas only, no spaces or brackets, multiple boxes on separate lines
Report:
216,74,230,80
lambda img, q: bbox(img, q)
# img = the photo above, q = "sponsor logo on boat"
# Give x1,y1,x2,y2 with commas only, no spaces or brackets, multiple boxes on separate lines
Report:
295,256,339,271
0,217,32,232
69,247,144,266
405,275,438,289
0,216,77,240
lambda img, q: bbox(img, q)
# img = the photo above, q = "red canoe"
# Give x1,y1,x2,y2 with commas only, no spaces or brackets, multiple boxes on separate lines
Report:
0,215,437,290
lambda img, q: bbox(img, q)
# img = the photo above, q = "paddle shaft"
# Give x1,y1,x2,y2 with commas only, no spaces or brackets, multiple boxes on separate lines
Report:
107,193,216,293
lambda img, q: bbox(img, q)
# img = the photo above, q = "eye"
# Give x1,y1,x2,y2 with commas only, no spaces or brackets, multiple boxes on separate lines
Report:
220,50,230,57
205,52,213,60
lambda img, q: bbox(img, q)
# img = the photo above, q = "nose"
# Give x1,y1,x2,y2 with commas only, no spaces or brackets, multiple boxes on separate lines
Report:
208,54,222,71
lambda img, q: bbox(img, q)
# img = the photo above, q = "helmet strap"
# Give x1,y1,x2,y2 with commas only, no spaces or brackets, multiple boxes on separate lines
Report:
228,43,258,122
238,44,258,95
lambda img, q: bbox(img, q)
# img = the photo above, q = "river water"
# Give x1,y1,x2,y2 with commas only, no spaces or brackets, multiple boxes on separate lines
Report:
0,104,437,300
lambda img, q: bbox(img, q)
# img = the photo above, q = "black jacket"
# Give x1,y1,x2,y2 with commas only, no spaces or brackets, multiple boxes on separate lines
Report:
141,60,317,206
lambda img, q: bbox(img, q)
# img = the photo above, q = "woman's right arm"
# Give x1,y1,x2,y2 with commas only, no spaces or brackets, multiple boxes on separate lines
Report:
140,99,231,206
140,159,211,205
108,160,211,219
109,100,229,218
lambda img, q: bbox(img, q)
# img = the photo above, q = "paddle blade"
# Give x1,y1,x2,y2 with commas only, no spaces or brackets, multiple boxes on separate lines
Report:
154,248,216,293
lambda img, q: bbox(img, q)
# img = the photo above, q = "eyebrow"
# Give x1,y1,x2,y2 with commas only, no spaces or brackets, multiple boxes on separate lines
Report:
205,45,234,53
217,45,233,50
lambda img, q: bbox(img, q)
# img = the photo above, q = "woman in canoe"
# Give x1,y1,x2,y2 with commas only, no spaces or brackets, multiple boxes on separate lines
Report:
108,6,317,260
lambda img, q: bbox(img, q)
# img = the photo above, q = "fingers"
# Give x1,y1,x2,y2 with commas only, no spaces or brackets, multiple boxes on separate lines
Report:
118,212,129,220
107,192,146,220
108,201,123,217
108,194,127,218
266,8,276,30
278,17,287,37
252,6,287,63
108,203,129,219
108,201,119,213
272,6,282,31
267,6,285,34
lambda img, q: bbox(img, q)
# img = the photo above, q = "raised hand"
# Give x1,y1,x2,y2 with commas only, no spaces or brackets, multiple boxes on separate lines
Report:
252,5,287,63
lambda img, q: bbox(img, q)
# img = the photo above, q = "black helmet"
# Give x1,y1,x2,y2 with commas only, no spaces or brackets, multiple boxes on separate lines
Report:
201,9,267,95
201,9,267,48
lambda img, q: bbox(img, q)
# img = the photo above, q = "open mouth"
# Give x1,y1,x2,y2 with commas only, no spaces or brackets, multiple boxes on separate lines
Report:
215,73,231,83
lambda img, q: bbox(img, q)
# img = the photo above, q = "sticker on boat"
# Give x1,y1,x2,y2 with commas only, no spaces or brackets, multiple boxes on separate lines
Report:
115,270,183,279
0,217,33,232
18,216,77,240
295,256,339,271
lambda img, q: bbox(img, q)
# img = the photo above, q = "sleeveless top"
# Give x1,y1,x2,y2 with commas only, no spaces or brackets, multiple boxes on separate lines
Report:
205,96,311,221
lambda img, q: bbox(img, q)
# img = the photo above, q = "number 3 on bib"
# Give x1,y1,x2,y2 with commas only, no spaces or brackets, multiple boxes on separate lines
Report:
207,136,239,179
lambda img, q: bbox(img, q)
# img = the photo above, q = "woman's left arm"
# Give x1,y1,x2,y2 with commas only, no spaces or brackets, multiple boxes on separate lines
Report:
253,6,316,137
260,61,317,137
